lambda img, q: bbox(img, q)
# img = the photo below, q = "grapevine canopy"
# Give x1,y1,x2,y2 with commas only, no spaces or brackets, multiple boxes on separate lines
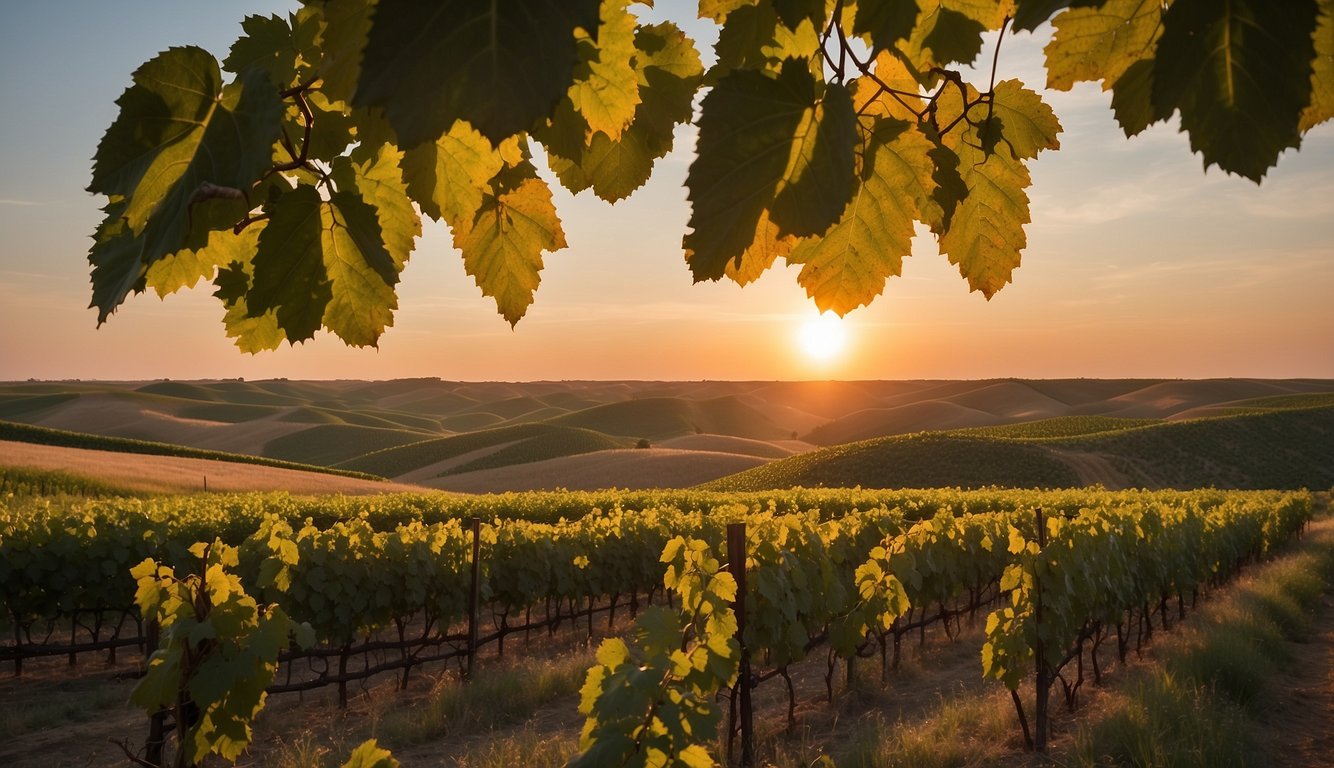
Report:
87,0,1334,350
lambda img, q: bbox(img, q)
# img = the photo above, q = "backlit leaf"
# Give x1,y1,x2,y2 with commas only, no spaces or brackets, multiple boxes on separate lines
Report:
87,47,283,322
1151,0,1318,181
401,120,506,228
1045,0,1162,91
684,62,822,280
1302,0,1334,132
787,121,937,315
455,166,567,326
355,0,600,146
569,0,641,140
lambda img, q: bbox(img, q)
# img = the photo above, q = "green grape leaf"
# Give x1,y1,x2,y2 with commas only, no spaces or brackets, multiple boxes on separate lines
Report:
772,0,825,29
569,0,641,140
1151,0,1318,181
1302,0,1334,132
339,143,421,269
247,184,400,346
770,82,858,238
215,239,287,355
87,47,283,323
354,0,600,146
1044,0,1162,91
853,0,922,51
455,167,567,326
787,121,937,315
544,22,703,203
224,14,299,88
319,0,374,104
146,227,253,299
713,1,780,75
1011,0,1072,32
684,62,825,280
1109,57,1164,137
401,120,506,227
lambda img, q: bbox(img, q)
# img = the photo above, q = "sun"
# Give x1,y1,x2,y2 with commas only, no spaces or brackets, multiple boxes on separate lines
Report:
797,312,848,364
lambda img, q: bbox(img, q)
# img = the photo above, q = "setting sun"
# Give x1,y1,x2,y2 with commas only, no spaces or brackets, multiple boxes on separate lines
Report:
797,312,848,364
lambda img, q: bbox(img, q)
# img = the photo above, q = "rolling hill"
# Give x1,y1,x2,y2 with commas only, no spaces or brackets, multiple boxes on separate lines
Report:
1,379,1331,492
706,406,1334,492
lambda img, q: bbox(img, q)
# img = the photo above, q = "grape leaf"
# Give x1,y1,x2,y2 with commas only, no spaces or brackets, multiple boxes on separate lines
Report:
1012,0,1073,32
770,82,858,238
937,82,1057,298
902,0,1012,71
146,228,247,299
544,22,703,202
1109,57,1164,137
337,143,420,270
207,229,286,353
699,0,757,22
723,210,797,286
684,62,826,281
1045,0,1162,91
987,80,1063,160
247,184,399,346
1302,0,1334,132
341,739,400,768
224,14,300,88
569,0,641,140
772,0,825,29
87,47,283,322
320,0,374,104
401,120,505,228
853,0,922,52
787,121,937,315
355,0,600,146
454,166,567,326
1151,0,1319,181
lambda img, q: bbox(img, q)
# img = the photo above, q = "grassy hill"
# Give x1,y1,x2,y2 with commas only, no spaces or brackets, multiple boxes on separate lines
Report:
262,424,436,466
336,423,631,478
0,420,384,481
546,396,790,440
707,406,1334,492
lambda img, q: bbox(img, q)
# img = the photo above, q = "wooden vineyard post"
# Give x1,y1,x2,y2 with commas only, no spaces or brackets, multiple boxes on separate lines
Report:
726,523,753,768
1033,507,1049,752
466,517,481,681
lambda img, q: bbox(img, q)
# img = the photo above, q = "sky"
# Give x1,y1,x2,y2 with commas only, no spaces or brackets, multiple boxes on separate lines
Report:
1,2,1331,382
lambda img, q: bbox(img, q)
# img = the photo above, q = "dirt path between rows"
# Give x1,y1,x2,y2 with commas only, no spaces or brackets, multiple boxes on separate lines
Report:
1260,591,1334,766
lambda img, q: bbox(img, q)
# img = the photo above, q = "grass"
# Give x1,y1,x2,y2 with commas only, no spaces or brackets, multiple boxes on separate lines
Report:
708,406,1334,491
1068,518,1334,768
375,650,590,745
0,419,386,481
0,465,144,497
545,395,788,440
704,433,1083,491
337,423,624,477
441,427,630,476
261,424,437,466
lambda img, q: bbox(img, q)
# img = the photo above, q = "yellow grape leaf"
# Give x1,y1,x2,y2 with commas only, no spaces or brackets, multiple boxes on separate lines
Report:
455,174,567,326
401,120,506,229
569,0,641,140
937,82,1059,299
1045,0,1163,91
723,210,797,286
1302,0,1334,131
787,122,937,315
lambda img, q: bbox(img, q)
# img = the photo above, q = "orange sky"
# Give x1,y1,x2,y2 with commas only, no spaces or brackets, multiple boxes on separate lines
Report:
1,3,1331,381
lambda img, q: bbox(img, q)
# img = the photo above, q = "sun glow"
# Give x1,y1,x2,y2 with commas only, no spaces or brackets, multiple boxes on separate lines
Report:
797,312,848,364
